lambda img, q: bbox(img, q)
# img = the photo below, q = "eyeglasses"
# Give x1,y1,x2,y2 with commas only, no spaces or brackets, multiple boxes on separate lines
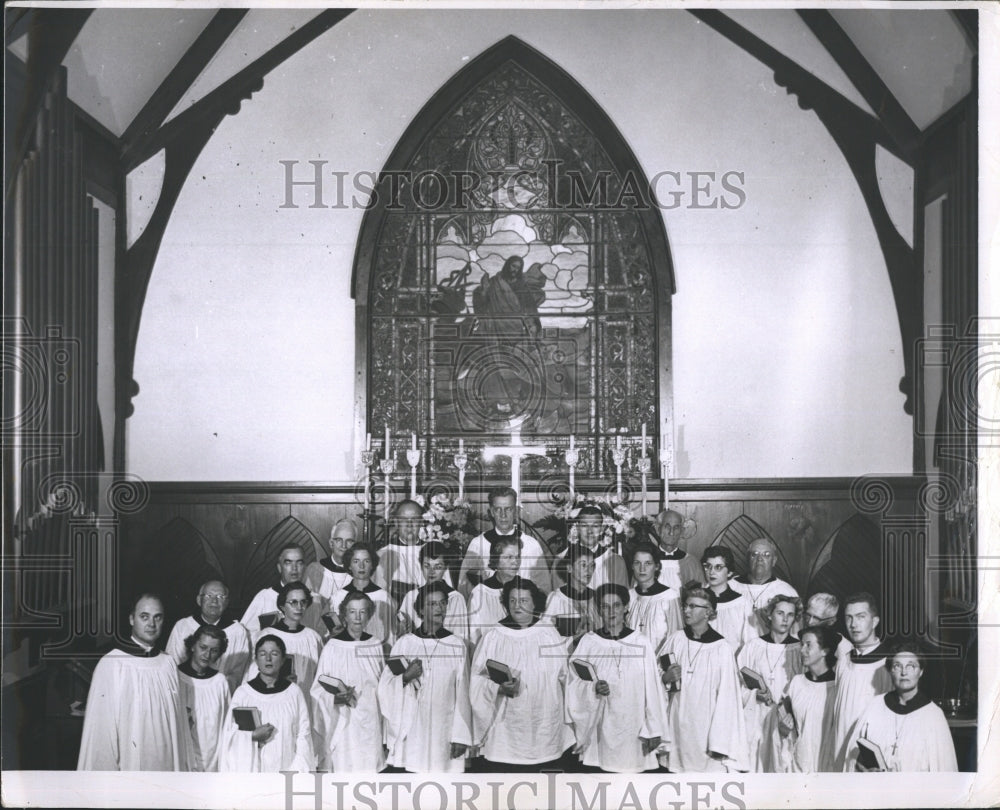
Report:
685,602,712,611
750,551,774,559
663,524,683,534
285,599,308,607
890,662,920,673
702,563,728,572
804,612,834,625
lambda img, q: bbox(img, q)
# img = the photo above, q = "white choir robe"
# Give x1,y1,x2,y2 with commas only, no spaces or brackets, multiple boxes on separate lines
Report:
784,671,837,772
470,621,574,765
626,583,683,652
177,664,230,771
831,644,893,770
165,615,252,693
729,576,800,638
304,558,351,601
736,635,802,772
458,530,552,599
542,586,602,635
554,544,628,592
374,542,454,605
467,577,506,646
219,678,315,772
329,582,395,645
566,629,668,773
377,628,474,773
240,585,328,638
657,627,748,773
398,586,469,641
246,623,323,695
851,693,957,772
709,588,754,652
77,646,187,771
310,633,386,772
656,549,705,591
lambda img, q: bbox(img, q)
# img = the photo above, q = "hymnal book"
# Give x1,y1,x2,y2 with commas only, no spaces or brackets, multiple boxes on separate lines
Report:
317,675,350,696
740,666,765,692
279,657,295,682
258,612,281,630
232,707,261,731
386,657,408,677
856,737,888,772
555,615,582,637
571,659,598,682
658,653,678,691
485,659,518,685
321,613,341,635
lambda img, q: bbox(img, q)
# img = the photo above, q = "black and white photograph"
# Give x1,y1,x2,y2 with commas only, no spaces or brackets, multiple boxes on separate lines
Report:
2,1,997,807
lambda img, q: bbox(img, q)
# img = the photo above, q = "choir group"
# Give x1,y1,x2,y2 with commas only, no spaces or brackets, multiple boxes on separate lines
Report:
77,488,958,774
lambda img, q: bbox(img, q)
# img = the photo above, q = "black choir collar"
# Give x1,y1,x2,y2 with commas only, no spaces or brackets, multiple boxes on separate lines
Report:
191,611,236,630
560,583,595,601
117,641,160,658
345,580,381,594
734,574,778,586
415,625,452,639
597,626,634,641
484,528,520,544
634,581,669,596
333,629,373,642
850,642,888,664
805,668,836,683
248,675,292,694
659,547,686,561
761,633,799,645
321,558,348,574
713,586,742,604
273,619,304,634
270,585,282,594
683,625,724,644
499,615,539,630
884,690,932,715
482,574,505,590
178,660,220,679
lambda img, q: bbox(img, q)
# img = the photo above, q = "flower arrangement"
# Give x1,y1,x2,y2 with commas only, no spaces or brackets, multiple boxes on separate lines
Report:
412,493,477,557
534,492,657,555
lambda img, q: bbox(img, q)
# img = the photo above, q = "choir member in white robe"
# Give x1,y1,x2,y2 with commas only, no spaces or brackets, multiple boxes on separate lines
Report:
702,546,753,651
311,591,387,772
177,625,231,771
658,584,748,773
304,518,356,600
374,499,453,605
378,581,474,773
470,577,574,770
566,584,667,773
245,582,323,694
220,635,315,772
240,543,327,637
803,592,854,662
327,543,396,646
626,542,683,651
78,594,187,771
736,594,802,772
729,538,800,638
851,643,957,772
467,536,521,646
780,625,840,772
543,544,602,639
165,579,252,692
397,542,469,641
553,506,628,591
653,510,705,590
831,592,893,770
458,487,551,598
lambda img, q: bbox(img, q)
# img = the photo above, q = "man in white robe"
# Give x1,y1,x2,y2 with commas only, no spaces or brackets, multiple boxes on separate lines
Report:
729,538,799,638
304,518,356,600
653,510,704,590
240,543,326,636
165,579,252,692
374,499,454,604
78,594,187,770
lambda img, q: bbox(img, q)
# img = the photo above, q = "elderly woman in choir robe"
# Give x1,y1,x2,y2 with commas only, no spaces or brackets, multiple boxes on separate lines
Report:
304,518,357,601
396,542,469,641
737,594,802,772
378,580,473,773
328,542,395,645
543,543,602,639
177,625,231,772
246,582,323,693
468,536,522,646
220,635,315,772
311,590,387,772
658,582,748,773
566,584,668,773
470,577,573,771
626,541,682,651
851,642,957,772
779,625,839,772
701,546,752,651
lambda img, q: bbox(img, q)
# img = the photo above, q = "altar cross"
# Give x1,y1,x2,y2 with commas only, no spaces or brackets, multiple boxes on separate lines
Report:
482,418,547,500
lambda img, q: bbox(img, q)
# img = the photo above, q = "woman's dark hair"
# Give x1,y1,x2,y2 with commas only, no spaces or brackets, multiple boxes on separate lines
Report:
345,541,380,573
594,583,630,609
627,541,662,577
415,580,451,616
277,580,312,609
488,536,523,571
800,625,840,670
700,545,735,571
183,624,229,659
254,633,287,656
500,576,546,616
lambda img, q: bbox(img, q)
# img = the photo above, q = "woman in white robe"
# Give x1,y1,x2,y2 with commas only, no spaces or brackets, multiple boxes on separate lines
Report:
468,536,521,646
311,590,387,772
328,543,396,646
220,635,315,772
780,625,839,772
626,542,682,651
543,544,601,639
177,625,231,772
566,584,668,773
702,546,753,651
246,582,323,694
396,541,469,641
737,594,802,772
378,581,474,772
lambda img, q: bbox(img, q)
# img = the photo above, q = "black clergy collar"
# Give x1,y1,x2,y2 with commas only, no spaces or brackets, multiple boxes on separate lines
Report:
270,585,282,594
484,528,519,542
482,574,505,590
884,690,932,715
659,548,686,561
321,558,348,574
634,581,669,596
499,615,539,630
597,626,634,641
117,640,160,658
712,586,742,604
850,642,888,663
345,581,381,594
560,583,594,601
415,625,452,639
333,629,373,642
178,660,219,679
191,611,236,630
761,633,799,645
248,675,292,694
683,625,723,644
273,619,304,634
805,668,835,683
734,574,777,586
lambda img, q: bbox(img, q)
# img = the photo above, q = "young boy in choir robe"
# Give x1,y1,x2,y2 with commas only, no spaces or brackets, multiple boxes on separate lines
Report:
830,592,893,770
780,625,840,772
566,584,668,773
458,486,551,599
543,543,602,639
328,543,395,645
397,542,470,641
729,538,800,639
310,591,387,772
653,510,705,590
78,593,188,771
165,579,252,692
851,641,957,772
470,577,574,771
467,536,521,646
374,499,454,605
626,542,683,652
658,583,748,773
378,581,474,773
701,546,752,651
177,625,231,772
220,635,315,772
553,505,628,591
240,543,326,637
245,582,323,694
737,594,802,772
304,518,357,600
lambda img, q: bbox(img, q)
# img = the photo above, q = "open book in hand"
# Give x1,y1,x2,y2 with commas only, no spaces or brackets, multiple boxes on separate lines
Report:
571,659,598,682
258,612,281,630
232,706,262,731
856,737,888,772
484,659,519,686
739,666,766,692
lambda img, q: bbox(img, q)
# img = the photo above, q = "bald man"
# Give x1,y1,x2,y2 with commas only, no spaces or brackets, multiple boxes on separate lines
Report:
652,509,704,590
240,543,327,637
729,538,799,637
374,499,453,604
